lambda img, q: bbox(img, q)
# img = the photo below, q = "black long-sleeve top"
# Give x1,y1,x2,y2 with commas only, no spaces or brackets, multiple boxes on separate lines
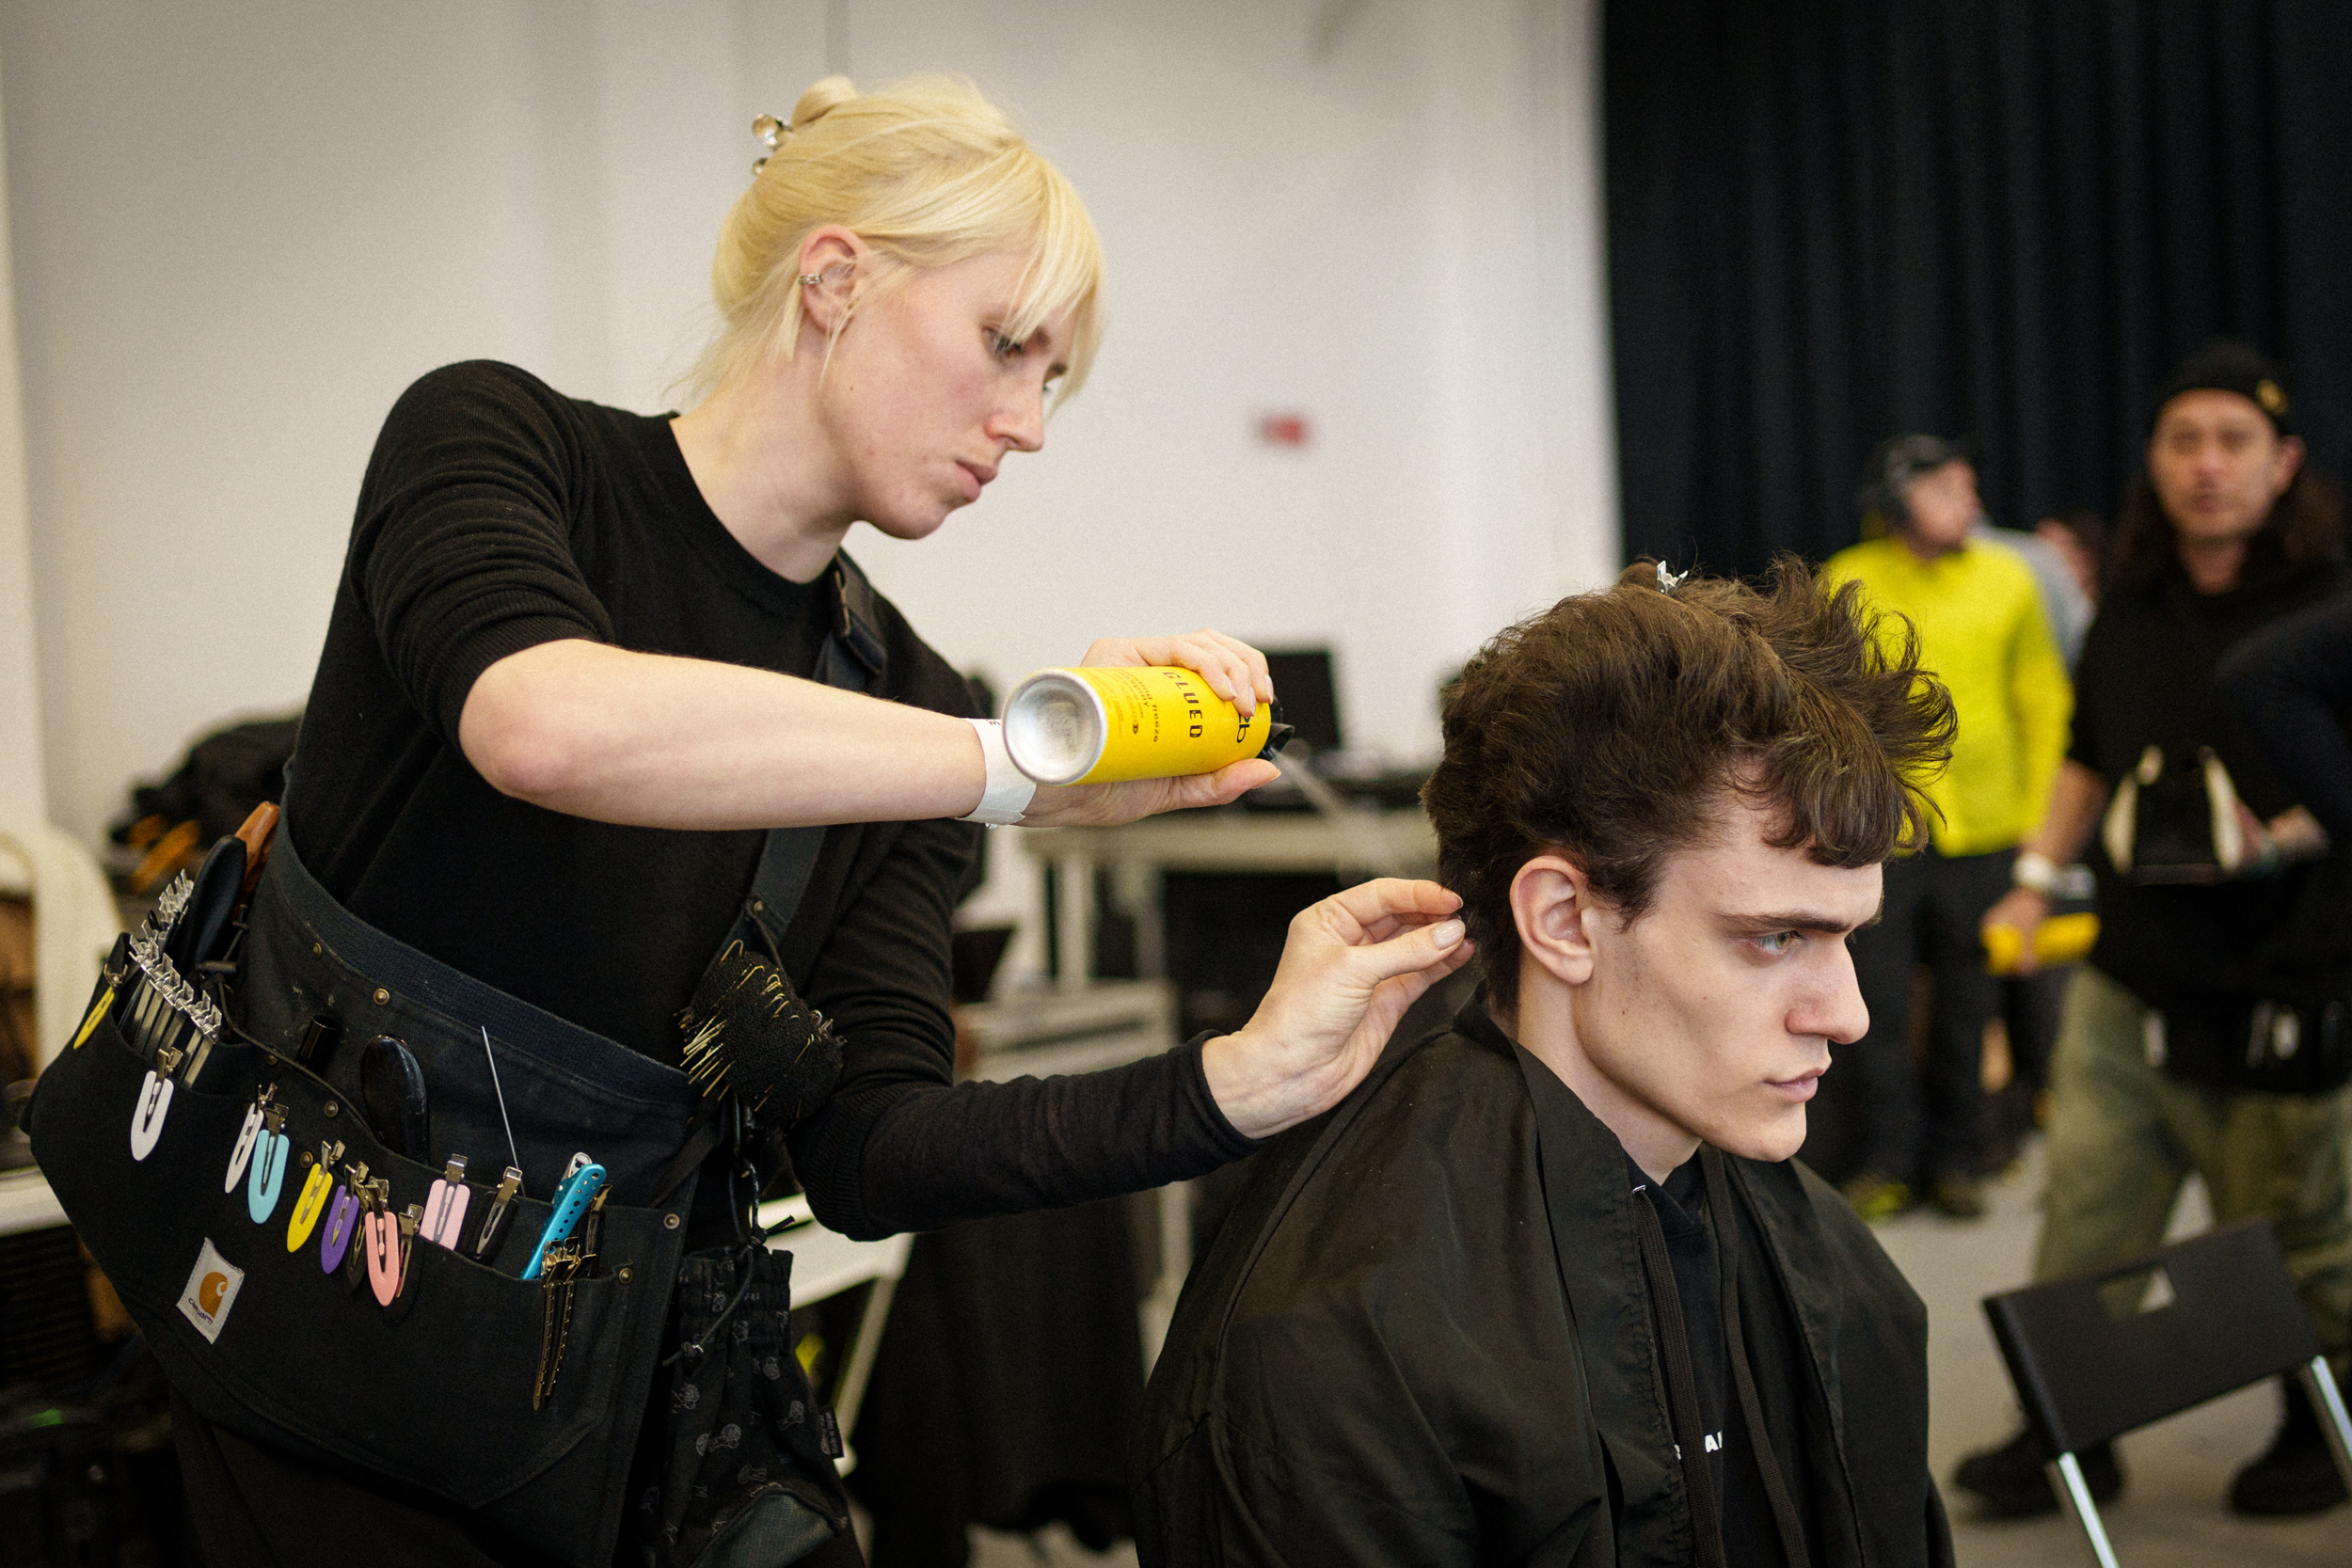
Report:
285,360,1255,1241
2217,594,2352,846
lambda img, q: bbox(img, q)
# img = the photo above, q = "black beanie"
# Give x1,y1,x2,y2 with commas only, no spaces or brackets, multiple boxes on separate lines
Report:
2153,337,2293,435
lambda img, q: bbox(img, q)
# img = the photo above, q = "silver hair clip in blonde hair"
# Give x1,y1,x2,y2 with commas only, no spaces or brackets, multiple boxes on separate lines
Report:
1656,562,1689,595
752,113,787,173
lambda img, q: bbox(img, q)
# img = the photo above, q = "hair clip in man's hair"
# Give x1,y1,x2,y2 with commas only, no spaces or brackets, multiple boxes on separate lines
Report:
1656,562,1689,596
752,113,787,173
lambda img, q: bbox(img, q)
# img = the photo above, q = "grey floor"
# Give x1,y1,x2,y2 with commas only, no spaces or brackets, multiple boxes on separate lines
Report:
932,1142,2352,1565
1881,1141,2348,1566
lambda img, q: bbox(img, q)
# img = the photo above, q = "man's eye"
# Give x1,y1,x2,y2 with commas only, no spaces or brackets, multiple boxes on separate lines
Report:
1755,930,1801,956
989,331,1022,359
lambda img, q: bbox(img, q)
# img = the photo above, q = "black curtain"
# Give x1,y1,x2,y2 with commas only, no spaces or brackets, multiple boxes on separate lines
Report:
1604,0,2352,578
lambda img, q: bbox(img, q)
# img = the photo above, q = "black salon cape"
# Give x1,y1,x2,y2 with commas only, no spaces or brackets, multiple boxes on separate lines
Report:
1132,1006,1955,1567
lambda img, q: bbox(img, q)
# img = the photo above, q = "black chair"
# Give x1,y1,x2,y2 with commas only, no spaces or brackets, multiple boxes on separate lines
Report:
1981,1217,2352,1565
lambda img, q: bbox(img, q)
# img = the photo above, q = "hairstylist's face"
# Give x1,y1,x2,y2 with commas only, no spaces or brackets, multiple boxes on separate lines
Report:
1899,459,1981,556
2148,389,2303,553
822,249,1072,541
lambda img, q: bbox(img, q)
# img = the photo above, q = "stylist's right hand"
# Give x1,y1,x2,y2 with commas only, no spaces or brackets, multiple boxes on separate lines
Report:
1200,879,1472,1140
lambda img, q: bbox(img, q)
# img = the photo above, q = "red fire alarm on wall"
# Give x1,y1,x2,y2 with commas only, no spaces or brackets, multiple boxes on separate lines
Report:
1256,411,1311,449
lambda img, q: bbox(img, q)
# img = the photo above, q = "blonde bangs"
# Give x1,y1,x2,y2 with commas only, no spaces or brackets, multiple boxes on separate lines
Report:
848,141,1104,404
999,165,1104,405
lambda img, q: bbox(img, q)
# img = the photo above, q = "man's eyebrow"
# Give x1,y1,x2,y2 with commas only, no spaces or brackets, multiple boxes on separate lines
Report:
1725,908,1878,935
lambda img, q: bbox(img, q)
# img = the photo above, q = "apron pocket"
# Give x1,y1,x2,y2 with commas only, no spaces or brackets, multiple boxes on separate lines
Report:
32,1005,657,1511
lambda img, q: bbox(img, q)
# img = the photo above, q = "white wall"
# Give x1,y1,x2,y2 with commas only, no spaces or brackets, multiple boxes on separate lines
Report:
0,49,40,821
837,0,1618,764
1,1,1617,879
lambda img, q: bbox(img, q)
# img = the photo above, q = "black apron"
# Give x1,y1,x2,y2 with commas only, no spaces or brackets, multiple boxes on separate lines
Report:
29,555,890,1567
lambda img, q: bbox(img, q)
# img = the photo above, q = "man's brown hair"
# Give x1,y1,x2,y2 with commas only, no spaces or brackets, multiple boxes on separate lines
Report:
1422,557,1954,990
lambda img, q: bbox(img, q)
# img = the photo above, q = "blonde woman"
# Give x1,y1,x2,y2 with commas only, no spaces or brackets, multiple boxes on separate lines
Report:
163,74,1469,1568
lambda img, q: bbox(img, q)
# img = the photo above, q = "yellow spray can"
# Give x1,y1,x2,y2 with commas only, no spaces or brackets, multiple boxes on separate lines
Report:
1001,667,1287,786
1981,911,2099,975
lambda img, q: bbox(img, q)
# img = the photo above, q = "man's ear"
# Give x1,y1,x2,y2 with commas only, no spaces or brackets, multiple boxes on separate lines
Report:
1509,854,1599,988
2274,434,2308,497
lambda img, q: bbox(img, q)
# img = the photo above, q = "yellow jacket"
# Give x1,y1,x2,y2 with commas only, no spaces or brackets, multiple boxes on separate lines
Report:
1823,536,2072,856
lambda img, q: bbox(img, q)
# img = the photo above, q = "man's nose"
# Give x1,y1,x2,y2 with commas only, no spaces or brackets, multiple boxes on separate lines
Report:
1804,945,1871,1047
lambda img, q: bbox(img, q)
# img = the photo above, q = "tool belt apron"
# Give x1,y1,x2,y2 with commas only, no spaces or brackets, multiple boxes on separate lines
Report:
30,825,703,1566
29,553,892,1567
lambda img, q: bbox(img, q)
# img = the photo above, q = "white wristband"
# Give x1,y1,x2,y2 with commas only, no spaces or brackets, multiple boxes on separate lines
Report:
959,719,1036,827
2012,850,2063,895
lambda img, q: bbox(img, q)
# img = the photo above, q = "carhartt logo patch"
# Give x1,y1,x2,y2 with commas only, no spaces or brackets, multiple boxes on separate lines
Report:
178,1239,244,1343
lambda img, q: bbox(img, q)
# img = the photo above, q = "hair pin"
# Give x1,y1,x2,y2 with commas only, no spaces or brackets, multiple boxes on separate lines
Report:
1656,562,1689,595
752,113,787,174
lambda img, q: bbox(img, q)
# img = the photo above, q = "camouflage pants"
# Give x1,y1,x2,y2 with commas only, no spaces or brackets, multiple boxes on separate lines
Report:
2034,964,2352,1354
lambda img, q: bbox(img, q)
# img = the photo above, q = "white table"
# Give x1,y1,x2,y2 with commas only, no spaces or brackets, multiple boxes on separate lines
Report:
0,1167,66,1237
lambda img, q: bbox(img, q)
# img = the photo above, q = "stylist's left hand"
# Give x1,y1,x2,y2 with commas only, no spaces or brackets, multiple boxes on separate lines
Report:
1200,879,1472,1140
1017,627,1282,828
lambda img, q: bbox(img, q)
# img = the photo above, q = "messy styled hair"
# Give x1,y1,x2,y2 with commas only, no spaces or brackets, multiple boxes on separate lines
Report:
1422,557,1954,990
683,73,1104,403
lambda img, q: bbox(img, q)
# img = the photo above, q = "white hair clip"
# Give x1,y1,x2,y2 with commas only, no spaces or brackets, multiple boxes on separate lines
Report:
1656,562,1689,595
752,113,787,173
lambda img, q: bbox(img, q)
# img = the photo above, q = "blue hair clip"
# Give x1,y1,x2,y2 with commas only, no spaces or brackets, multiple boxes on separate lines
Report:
522,1160,608,1281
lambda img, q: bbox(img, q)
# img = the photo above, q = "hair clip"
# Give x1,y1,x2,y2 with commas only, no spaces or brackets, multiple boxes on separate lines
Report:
129,1069,174,1162
223,1085,276,1193
320,1161,369,1275
379,1204,423,1319
366,1205,405,1306
286,1140,343,1252
1656,562,1689,596
752,112,787,173
247,1116,290,1224
424,1155,470,1249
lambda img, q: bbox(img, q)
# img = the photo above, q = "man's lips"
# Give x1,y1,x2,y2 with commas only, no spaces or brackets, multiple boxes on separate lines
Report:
1766,1069,1825,1102
955,460,997,499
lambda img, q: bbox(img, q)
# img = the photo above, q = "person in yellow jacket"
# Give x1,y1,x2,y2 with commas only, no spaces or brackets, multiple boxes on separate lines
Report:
1820,435,2072,1218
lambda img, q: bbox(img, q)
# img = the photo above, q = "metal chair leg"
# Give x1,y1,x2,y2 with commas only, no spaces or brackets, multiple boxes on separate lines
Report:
2296,1354,2352,1499
828,1271,900,1477
2048,1452,2122,1568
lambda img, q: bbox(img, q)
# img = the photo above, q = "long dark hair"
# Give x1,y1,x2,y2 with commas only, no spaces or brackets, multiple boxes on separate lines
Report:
2106,463,2345,596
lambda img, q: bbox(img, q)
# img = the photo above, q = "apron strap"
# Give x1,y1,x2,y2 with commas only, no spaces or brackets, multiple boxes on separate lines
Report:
718,551,889,970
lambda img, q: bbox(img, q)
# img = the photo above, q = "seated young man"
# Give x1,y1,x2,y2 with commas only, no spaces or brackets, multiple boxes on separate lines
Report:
1133,561,1959,1567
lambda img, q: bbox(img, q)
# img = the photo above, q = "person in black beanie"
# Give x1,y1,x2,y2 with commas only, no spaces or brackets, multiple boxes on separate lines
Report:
1957,339,2352,1520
